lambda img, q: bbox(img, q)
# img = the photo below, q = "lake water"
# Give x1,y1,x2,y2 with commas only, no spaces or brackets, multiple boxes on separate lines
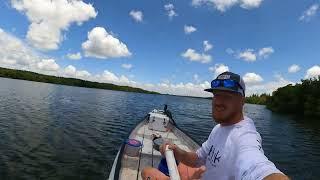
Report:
0,77,319,179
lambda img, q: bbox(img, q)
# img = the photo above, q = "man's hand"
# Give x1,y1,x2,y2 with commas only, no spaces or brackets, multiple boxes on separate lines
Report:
190,166,206,180
160,142,201,168
160,142,184,160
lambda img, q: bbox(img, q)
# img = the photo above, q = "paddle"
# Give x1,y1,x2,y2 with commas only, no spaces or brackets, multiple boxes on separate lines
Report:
165,145,181,180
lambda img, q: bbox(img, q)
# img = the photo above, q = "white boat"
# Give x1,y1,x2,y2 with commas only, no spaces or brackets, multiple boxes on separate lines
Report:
108,105,200,180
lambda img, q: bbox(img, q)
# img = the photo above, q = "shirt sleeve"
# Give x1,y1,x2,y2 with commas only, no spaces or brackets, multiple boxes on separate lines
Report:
234,131,283,180
195,125,218,167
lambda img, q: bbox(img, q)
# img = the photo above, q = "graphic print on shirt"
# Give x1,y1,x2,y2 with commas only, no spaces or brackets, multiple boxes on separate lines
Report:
207,145,221,167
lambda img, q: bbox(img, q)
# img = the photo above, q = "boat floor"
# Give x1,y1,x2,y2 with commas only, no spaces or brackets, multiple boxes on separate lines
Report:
119,123,193,180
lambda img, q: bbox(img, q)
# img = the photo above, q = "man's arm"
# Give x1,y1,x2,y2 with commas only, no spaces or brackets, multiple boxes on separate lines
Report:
160,143,200,167
264,173,290,180
235,131,289,180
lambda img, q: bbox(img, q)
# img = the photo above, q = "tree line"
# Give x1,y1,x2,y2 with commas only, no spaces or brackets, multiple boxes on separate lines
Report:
245,76,320,118
0,67,159,95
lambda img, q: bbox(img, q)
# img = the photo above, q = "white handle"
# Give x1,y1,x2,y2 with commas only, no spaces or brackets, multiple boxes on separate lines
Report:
165,145,181,180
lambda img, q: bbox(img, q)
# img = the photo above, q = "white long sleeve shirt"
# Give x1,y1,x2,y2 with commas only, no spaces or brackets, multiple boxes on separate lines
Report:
196,116,283,180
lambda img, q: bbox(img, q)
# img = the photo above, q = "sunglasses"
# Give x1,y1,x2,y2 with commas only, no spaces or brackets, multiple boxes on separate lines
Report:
211,79,244,91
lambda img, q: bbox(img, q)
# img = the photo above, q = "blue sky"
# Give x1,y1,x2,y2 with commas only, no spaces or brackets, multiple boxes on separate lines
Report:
0,0,320,97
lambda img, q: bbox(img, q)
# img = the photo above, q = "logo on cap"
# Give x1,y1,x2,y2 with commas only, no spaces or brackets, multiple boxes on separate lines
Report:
217,74,230,80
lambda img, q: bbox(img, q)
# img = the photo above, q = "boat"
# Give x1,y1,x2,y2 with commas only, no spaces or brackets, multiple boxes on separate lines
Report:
108,105,200,180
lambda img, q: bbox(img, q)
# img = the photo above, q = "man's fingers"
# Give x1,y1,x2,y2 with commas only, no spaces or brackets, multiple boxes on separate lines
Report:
191,166,206,179
160,142,175,155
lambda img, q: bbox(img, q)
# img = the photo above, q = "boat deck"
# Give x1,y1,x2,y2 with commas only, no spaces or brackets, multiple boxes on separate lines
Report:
118,121,196,180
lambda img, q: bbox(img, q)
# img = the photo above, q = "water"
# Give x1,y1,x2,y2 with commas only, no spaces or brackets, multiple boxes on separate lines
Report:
0,77,319,179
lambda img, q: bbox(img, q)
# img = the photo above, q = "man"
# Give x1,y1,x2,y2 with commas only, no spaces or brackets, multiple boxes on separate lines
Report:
142,72,289,180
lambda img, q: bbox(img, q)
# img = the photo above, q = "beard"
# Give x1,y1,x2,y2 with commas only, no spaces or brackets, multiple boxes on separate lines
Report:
213,105,238,124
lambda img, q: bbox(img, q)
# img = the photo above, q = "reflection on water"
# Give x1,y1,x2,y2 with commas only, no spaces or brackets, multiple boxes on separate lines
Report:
0,77,319,179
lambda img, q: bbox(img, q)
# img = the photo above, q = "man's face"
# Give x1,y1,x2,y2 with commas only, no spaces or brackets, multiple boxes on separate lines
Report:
212,90,244,124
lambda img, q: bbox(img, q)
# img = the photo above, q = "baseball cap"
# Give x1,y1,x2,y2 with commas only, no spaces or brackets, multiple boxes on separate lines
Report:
204,71,246,96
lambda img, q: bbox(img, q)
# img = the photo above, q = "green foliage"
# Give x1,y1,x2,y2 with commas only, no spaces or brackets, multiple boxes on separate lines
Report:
266,76,320,118
245,93,270,105
0,67,159,95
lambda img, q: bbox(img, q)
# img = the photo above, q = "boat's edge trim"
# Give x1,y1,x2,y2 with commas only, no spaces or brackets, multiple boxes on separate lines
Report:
108,116,148,180
108,142,124,180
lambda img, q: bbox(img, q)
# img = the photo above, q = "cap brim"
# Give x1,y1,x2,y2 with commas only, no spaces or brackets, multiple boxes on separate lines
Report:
204,87,240,94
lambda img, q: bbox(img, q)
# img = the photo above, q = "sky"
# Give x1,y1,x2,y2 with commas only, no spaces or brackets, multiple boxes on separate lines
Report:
0,0,320,97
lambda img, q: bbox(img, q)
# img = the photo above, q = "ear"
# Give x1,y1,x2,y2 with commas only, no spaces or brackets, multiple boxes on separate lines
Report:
241,96,245,106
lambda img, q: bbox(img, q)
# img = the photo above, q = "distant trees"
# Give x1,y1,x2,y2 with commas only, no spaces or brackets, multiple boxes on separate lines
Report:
0,67,159,95
266,76,320,118
245,93,270,105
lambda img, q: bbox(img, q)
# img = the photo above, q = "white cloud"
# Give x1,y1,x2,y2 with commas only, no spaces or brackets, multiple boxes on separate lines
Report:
184,25,197,34
64,65,77,77
76,70,91,79
245,74,293,96
11,0,97,50
141,81,211,97
129,10,143,22
203,40,213,51
82,27,132,59
288,64,300,73
181,48,211,63
95,70,134,86
67,52,82,60
226,48,235,55
305,65,320,79
164,3,178,19
63,65,91,79
0,28,37,68
238,49,257,62
0,27,61,75
237,47,274,62
240,0,263,9
37,59,60,71
299,4,319,22
191,0,263,12
258,47,274,59
209,64,229,77
243,72,263,85
122,63,133,70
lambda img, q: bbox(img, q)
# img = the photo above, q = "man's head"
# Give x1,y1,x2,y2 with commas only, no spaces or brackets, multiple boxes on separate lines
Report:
204,72,246,125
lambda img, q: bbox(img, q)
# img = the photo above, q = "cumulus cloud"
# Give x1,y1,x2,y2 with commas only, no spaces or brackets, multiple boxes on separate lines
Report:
305,65,320,79
63,65,91,79
0,27,61,75
184,25,197,34
209,64,229,77
203,40,213,51
67,52,82,60
258,47,274,59
288,64,300,73
238,49,257,62
37,59,60,71
243,72,263,85
141,81,211,97
299,4,319,22
82,27,132,59
129,10,143,22
237,47,274,62
122,63,133,70
181,49,211,63
245,74,293,96
226,48,235,55
191,0,263,12
11,0,97,50
164,3,178,19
